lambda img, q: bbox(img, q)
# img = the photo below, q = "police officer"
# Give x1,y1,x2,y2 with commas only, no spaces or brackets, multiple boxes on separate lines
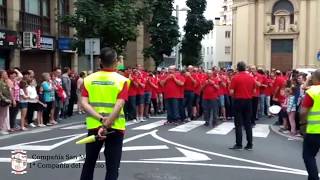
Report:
80,47,129,180
300,69,320,180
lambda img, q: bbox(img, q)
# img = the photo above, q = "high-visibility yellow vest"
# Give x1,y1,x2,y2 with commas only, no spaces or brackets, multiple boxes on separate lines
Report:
306,85,320,134
84,71,129,130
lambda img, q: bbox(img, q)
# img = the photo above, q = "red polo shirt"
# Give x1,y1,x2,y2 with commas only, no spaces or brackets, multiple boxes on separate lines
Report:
136,74,146,95
184,73,197,92
82,68,128,101
273,76,286,100
202,78,219,100
230,71,255,99
128,76,138,97
161,73,185,99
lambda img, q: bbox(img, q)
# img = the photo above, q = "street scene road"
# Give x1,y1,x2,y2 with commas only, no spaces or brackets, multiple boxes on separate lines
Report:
0,115,315,180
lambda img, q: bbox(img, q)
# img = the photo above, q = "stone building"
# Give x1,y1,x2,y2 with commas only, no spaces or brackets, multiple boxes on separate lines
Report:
232,0,320,71
0,0,77,79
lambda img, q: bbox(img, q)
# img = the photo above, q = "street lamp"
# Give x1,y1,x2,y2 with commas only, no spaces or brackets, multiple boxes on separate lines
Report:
174,5,189,69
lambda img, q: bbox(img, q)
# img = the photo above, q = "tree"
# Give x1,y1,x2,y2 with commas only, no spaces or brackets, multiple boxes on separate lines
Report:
143,0,180,67
60,0,142,54
181,0,213,66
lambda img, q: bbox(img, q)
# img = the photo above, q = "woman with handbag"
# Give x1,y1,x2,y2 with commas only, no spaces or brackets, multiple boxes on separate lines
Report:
0,70,12,135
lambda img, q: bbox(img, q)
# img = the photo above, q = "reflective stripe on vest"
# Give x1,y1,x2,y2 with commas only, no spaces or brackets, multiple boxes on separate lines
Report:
306,85,320,134
84,71,129,130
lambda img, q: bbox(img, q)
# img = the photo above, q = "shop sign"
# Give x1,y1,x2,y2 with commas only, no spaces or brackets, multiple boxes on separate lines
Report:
40,37,54,50
0,30,19,48
58,38,72,50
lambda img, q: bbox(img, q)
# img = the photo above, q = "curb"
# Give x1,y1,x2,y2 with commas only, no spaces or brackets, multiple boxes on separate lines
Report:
270,125,303,141
0,116,85,140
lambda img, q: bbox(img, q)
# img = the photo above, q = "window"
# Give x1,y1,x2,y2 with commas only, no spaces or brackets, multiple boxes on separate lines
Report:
225,31,231,38
25,0,40,15
225,46,231,54
42,0,49,17
207,47,209,55
211,47,213,55
272,0,294,25
0,0,4,6
59,0,69,16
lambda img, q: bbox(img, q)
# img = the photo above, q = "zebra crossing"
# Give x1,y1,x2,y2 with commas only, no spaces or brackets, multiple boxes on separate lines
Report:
61,118,272,138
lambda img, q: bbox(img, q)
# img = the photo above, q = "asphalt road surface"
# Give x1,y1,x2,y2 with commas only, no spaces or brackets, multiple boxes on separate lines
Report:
0,115,317,180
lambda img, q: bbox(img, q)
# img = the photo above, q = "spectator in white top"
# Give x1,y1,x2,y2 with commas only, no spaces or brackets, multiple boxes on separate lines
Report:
26,79,38,128
19,81,29,130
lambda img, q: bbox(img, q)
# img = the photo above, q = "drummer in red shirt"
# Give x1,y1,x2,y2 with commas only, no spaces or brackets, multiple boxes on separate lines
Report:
183,66,197,121
127,68,139,122
160,66,185,125
229,62,256,151
201,70,220,127
273,70,286,125
135,68,146,122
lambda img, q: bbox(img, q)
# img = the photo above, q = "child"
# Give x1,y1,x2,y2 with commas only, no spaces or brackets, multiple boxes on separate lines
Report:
279,88,290,134
19,81,29,131
36,85,47,127
287,86,297,136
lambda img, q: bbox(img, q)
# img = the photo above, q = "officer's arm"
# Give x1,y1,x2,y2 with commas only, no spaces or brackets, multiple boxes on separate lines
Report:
81,97,103,120
105,99,125,125
300,107,309,125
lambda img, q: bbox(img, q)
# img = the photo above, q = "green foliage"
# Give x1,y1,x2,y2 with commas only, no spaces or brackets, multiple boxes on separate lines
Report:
60,0,142,54
181,0,213,66
143,0,180,67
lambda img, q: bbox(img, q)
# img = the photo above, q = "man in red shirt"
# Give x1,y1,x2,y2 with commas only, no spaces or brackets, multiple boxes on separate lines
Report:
127,69,138,122
201,70,219,127
273,70,286,125
183,66,197,121
229,62,255,151
160,66,185,124
135,68,146,122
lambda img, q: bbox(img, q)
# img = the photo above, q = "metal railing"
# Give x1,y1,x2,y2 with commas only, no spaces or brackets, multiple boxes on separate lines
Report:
19,12,50,34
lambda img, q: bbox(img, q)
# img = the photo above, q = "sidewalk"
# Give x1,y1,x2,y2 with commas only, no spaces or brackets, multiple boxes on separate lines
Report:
0,114,85,139
270,124,303,141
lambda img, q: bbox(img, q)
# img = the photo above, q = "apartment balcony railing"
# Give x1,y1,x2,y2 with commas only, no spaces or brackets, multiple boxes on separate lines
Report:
19,12,50,34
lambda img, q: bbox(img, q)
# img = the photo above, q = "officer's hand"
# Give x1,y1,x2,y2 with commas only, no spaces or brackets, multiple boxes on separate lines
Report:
97,127,107,140
103,118,113,128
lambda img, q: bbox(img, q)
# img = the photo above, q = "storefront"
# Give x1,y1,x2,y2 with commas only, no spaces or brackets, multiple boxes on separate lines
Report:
0,30,19,70
58,37,74,69
20,33,55,79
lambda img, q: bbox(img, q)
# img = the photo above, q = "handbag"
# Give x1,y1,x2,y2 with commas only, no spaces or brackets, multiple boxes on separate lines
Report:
0,97,11,107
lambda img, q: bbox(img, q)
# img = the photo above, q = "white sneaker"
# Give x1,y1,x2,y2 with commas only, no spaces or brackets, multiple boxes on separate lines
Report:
140,118,147,122
0,131,9,135
39,124,46,127
133,119,137,123
29,123,36,128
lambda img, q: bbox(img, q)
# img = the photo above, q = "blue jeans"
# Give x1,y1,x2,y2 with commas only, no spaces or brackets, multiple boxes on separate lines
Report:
202,99,218,126
258,94,266,118
165,98,180,123
184,91,194,119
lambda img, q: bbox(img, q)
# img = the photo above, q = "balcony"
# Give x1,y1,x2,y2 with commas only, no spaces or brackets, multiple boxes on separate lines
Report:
0,5,6,28
19,12,50,34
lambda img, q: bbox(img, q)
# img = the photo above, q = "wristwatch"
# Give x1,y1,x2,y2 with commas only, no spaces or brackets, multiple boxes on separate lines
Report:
99,117,104,122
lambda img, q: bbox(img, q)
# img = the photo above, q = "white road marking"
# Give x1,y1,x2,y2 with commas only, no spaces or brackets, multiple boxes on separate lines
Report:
150,130,307,174
132,120,166,130
123,145,169,151
169,121,205,132
0,133,86,151
0,158,40,163
149,116,167,119
61,124,86,130
120,161,308,176
253,124,270,138
206,122,234,135
143,147,211,161
100,130,154,153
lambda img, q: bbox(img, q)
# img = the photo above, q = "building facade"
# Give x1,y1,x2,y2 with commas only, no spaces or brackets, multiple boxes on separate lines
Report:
221,0,233,25
202,19,232,69
232,0,320,72
0,0,77,79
